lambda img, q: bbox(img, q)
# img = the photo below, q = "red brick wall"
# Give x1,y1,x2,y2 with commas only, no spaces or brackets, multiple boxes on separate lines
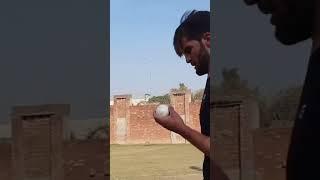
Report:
212,100,259,180
128,105,171,144
0,140,109,180
213,104,241,170
63,140,109,180
110,102,202,144
189,102,201,132
212,99,292,180
115,98,128,118
253,128,292,180
110,106,115,144
0,143,12,180
173,94,186,114
22,117,51,178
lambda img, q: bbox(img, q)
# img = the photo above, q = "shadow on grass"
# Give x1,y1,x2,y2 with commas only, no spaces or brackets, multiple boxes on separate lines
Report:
189,166,202,171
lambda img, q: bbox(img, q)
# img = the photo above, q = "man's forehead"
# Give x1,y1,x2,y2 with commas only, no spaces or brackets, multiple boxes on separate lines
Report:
180,37,197,49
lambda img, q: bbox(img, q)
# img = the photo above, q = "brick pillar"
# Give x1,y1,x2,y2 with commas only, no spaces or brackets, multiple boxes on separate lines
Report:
240,99,259,180
113,95,131,144
11,104,69,180
212,98,258,180
212,100,242,180
169,90,191,144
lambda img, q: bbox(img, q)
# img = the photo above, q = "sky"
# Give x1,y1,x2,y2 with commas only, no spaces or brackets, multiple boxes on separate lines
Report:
0,0,107,121
213,0,311,96
0,0,312,121
110,0,210,98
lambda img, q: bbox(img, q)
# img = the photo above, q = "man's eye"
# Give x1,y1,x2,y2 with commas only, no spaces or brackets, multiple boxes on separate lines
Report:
185,47,191,54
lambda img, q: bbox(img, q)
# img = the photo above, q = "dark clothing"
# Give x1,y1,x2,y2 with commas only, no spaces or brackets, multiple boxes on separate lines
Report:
286,48,320,180
200,77,210,180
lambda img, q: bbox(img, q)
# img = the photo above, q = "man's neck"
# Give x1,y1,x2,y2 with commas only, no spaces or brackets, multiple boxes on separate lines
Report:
312,1,320,52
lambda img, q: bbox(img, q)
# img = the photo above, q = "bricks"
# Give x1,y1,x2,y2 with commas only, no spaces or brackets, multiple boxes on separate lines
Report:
0,140,109,180
212,98,292,180
0,98,295,180
253,128,292,180
110,91,201,144
11,104,68,180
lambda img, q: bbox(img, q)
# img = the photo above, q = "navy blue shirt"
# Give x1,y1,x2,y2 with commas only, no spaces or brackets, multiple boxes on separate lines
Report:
286,48,320,180
200,77,210,179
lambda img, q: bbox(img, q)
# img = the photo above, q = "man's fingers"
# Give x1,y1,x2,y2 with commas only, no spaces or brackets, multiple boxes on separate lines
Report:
153,111,161,122
153,110,169,123
153,111,157,119
168,106,175,115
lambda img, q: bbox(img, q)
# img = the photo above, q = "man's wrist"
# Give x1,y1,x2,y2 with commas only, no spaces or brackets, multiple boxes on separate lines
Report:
178,125,191,139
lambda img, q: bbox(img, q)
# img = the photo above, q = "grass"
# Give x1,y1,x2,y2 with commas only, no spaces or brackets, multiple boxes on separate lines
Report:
110,144,204,180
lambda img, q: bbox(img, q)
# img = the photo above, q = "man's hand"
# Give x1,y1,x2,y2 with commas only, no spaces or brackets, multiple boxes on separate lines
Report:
153,105,210,157
153,106,187,135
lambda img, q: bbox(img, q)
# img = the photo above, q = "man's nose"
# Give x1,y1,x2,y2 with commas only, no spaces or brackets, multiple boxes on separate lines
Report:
185,57,191,63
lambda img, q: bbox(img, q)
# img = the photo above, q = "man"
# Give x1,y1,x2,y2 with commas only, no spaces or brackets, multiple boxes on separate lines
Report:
242,0,320,179
153,10,229,180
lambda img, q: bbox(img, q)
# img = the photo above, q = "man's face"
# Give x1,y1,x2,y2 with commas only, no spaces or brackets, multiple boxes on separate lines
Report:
181,37,210,76
244,0,313,45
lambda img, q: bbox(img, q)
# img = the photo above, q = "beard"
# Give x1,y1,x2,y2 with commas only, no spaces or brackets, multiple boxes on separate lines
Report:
195,45,210,76
274,1,314,45
275,17,313,45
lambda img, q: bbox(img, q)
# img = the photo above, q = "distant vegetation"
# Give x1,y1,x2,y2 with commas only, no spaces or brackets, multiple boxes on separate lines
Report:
148,94,170,104
148,83,205,104
213,67,302,127
146,67,302,128
103,66,301,141
86,125,108,140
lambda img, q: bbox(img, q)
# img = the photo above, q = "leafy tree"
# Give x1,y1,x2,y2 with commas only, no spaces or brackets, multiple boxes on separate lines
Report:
214,67,268,127
148,94,170,104
170,82,189,92
178,83,188,91
269,85,302,122
148,83,191,104
215,67,259,97
192,89,204,102
86,125,108,140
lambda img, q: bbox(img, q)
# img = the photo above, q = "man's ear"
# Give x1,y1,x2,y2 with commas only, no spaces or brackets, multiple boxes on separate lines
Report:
201,32,211,48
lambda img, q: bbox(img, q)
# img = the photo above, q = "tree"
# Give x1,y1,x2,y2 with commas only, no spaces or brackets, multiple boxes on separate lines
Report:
192,89,205,102
214,67,268,127
218,67,259,97
170,82,189,92
86,125,108,140
148,94,170,104
269,85,302,122
148,83,191,104
179,83,188,91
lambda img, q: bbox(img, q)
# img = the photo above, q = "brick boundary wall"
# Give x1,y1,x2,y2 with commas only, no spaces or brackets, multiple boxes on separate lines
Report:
0,99,294,180
211,97,292,180
110,91,202,144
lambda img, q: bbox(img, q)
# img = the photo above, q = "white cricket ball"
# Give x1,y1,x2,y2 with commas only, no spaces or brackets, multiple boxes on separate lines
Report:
155,104,170,118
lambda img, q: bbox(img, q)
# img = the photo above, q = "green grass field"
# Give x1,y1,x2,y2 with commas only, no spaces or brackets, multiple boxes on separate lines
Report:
110,144,204,180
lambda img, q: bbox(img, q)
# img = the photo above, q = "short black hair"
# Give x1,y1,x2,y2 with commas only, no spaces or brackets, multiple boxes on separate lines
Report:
173,10,210,57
